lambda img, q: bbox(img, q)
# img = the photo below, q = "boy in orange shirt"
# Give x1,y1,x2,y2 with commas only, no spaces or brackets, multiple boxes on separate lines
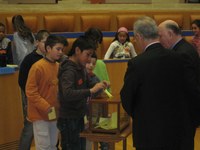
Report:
26,35,66,150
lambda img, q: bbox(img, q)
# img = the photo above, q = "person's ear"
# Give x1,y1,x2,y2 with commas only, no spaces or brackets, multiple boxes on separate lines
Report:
168,30,174,38
46,45,51,52
135,33,143,41
35,40,39,47
75,47,81,54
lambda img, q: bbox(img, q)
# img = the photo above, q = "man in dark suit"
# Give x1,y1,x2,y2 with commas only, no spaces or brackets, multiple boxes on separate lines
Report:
120,16,194,150
158,20,200,141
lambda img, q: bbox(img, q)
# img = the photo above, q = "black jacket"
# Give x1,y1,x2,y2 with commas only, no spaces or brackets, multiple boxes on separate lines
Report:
18,50,43,93
173,38,200,127
120,43,193,148
58,58,94,119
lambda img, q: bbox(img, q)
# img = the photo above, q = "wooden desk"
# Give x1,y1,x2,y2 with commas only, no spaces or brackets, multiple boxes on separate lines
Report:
80,124,132,150
104,59,128,96
0,71,23,149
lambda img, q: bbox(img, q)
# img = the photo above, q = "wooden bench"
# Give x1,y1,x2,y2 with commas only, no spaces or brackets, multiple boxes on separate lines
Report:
80,15,111,31
153,14,184,28
6,16,38,34
116,14,146,30
1,11,200,32
44,15,75,32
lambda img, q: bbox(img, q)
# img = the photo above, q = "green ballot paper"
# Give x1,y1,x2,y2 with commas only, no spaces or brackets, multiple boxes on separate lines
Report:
104,89,113,98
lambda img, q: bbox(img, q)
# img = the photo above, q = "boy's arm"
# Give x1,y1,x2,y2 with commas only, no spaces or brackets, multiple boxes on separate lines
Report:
104,42,116,59
26,65,51,113
88,74,102,98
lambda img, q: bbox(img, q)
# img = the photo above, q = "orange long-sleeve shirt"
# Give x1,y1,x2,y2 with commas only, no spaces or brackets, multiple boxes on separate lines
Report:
26,58,59,121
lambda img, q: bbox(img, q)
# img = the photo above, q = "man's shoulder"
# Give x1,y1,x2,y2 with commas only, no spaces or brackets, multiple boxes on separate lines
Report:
176,39,194,51
175,39,199,58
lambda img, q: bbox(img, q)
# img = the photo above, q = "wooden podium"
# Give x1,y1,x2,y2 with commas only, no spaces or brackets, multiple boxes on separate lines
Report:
0,71,23,149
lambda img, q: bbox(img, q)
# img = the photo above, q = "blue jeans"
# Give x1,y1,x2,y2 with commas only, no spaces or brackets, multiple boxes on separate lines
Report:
57,117,86,150
19,90,34,150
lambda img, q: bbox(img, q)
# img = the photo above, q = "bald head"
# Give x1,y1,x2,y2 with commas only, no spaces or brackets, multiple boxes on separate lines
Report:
159,20,179,29
159,20,181,35
158,20,182,49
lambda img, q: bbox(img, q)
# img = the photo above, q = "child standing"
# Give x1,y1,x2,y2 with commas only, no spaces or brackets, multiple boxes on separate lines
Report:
85,52,110,150
85,27,103,47
57,36,108,150
86,52,100,85
104,27,137,59
191,19,200,57
84,27,110,92
0,22,13,66
12,15,35,66
26,35,65,150
18,30,50,150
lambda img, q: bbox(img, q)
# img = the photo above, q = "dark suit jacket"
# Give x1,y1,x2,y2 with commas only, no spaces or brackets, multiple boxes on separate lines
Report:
120,43,193,148
173,39,200,127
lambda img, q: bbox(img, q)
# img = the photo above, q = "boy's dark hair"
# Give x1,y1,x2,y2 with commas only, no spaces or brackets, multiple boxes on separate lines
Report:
113,30,130,43
68,36,96,56
0,22,5,28
12,15,35,44
192,19,200,28
0,22,5,33
60,36,69,47
85,27,103,44
45,35,67,50
91,52,97,59
35,30,50,41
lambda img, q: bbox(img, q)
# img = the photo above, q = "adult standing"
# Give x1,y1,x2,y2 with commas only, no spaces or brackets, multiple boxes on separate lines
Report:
158,20,200,135
120,16,194,150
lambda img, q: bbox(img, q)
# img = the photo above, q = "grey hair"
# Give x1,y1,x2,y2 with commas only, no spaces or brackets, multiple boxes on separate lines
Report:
134,16,158,40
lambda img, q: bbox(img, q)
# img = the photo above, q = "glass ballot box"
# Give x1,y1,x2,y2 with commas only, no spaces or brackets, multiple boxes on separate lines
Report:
88,95,130,134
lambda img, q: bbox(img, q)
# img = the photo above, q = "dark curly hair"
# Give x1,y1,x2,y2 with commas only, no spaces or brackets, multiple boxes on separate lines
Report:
12,15,34,44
